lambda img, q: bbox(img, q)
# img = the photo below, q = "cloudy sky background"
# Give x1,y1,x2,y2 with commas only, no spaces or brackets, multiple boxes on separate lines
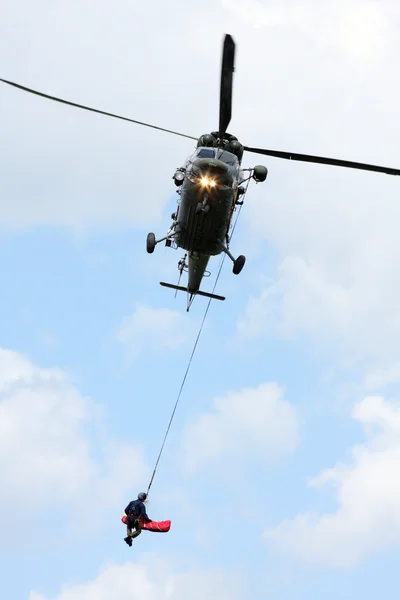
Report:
2,0,400,598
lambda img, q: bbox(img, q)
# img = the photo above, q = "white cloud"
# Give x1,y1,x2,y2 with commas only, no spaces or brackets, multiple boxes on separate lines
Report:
116,304,196,358
265,394,400,567
221,0,393,63
0,347,149,543
182,382,299,472
237,253,382,354
237,198,400,367
29,556,242,600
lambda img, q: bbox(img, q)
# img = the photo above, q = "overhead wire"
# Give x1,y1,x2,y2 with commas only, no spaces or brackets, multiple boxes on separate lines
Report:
146,181,248,494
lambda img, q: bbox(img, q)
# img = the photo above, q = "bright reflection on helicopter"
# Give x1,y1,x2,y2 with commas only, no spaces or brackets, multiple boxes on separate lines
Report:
200,177,216,187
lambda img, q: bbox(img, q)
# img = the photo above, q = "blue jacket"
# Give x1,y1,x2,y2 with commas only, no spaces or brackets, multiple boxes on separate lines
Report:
125,499,151,523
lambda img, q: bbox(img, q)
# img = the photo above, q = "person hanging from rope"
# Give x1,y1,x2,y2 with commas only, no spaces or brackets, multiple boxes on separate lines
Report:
123,492,152,546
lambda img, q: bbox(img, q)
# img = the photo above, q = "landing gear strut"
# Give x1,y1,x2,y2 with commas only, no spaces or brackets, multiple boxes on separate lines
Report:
216,239,246,275
146,223,180,254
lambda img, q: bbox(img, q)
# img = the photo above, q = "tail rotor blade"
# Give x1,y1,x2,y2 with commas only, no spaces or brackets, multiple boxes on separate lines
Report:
219,34,235,136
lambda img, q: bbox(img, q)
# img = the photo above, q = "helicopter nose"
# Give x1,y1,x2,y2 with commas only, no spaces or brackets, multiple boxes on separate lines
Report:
192,158,232,186
193,157,228,175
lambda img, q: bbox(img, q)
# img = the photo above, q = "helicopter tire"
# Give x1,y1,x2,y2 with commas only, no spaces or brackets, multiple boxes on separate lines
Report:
233,255,246,275
146,232,156,254
204,204,210,215
195,202,203,215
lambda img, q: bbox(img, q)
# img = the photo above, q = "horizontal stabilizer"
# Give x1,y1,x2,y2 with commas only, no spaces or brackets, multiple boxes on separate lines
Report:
160,281,225,301
195,289,226,301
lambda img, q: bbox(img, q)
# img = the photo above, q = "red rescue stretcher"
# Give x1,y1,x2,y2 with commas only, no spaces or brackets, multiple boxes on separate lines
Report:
121,513,171,533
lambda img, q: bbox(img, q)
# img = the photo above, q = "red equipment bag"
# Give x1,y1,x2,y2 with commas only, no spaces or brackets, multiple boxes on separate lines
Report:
121,514,171,533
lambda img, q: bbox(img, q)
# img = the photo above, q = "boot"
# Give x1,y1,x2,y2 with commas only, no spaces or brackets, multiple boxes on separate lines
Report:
124,536,132,547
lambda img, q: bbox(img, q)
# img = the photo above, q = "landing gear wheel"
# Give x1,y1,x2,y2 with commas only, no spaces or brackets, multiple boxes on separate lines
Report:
195,202,203,215
146,232,156,254
203,204,210,215
233,255,246,275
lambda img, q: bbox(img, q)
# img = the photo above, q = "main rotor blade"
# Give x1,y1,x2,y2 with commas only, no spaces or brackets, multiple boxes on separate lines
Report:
0,78,197,141
243,145,400,176
219,34,235,136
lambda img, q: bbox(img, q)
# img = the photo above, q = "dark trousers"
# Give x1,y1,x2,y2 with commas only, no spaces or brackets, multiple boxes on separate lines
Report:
126,516,142,539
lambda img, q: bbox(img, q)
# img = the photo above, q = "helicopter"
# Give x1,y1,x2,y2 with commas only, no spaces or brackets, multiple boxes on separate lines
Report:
1,33,400,312
146,35,268,312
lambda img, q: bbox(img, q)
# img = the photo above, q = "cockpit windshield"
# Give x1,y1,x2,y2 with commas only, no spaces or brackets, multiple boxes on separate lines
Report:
187,147,240,180
196,148,216,159
215,150,239,166
194,147,239,166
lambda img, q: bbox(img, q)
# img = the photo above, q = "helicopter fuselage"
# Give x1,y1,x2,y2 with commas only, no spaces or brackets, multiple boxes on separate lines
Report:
172,147,242,292
147,135,260,311
176,174,234,255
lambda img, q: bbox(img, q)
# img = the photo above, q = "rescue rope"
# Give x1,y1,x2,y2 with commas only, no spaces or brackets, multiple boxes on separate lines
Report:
146,256,225,494
146,184,248,494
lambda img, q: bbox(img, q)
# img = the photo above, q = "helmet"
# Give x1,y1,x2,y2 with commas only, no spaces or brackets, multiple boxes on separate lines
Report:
138,492,147,501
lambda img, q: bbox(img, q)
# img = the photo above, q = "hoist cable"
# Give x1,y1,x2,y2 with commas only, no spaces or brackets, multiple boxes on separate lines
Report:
146,257,225,494
146,187,247,495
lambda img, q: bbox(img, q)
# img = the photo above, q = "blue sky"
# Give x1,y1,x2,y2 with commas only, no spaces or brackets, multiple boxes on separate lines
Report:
2,1,400,599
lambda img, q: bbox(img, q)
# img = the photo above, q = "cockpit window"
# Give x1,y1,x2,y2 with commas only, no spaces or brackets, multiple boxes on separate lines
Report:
215,150,238,166
196,147,216,158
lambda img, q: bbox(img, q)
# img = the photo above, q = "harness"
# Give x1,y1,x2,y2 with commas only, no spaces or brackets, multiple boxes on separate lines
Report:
126,505,143,526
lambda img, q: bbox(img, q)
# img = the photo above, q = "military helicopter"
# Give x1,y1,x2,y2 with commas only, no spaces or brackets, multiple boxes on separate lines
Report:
145,35,269,311
1,34,400,312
